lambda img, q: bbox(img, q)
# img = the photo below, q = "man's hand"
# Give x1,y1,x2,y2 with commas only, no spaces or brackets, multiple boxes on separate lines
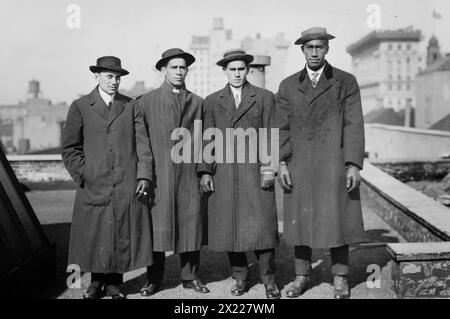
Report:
200,174,214,193
260,173,275,190
136,179,150,201
278,162,292,191
346,165,361,193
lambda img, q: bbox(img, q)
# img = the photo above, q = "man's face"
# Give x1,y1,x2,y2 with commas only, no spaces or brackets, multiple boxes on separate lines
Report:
95,71,121,95
224,60,249,88
163,58,188,87
302,39,329,71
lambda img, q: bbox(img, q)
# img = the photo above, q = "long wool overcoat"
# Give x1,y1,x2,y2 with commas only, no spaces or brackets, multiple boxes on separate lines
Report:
276,63,366,249
61,88,153,273
137,81,205,253
198,82,280,252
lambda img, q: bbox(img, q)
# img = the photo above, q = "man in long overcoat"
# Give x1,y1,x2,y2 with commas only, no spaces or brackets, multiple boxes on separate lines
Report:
137,48,209,296
276,28,366,299
198,49,280,299
62,56,153,299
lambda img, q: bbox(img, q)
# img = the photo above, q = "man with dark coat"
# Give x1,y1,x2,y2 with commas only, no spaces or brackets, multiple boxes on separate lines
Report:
275,27,366,299
137,48,209,296
198,49,281,299
62,56,153,299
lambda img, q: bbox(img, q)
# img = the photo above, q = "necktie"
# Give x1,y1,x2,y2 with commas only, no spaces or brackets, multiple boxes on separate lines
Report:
311,72,319,88
234,93,240,108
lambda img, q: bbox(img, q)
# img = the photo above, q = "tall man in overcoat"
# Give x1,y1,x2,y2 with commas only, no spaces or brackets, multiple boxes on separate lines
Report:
275,28,366,299
198,49,281,299
62,56,153,299
137,48,209,296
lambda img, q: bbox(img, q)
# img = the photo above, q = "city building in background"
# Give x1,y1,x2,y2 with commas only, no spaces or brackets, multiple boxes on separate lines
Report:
415,36,450,131
119,81,153,99
0,80,69,154
347,27,425,116
187,18,290,96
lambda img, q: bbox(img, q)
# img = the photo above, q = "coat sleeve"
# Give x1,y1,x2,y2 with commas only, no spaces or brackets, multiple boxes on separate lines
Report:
260,91,278,174
343,75,365,169
197,97,215,175
274,81,292,163
134,99,153,181
61,101,85,187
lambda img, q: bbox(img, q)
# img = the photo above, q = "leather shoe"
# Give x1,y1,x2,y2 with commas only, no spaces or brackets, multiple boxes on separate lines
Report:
230,279,248,296
140,282,161,297
285,275,309,298
264,282,281,299
182,279,210,293
104,285,126,299
333,275,350,299
83,284,104,299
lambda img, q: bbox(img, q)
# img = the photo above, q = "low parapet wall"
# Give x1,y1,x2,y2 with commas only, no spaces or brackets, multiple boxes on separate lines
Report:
7,154,74,190
365,124,450,160
360,161,450,242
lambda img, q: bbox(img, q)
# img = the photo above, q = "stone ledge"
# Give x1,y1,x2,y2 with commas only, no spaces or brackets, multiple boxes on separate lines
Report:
7,154,62,161
387,242,450,261
361,161,450,241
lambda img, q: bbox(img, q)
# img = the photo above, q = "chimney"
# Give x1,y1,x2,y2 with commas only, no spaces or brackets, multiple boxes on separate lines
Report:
27,80,40,99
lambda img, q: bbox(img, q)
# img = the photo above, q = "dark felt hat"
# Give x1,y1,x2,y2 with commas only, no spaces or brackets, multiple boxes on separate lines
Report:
89,56,129,75
216,49,254,68
155,48,195,71
294,27,335,45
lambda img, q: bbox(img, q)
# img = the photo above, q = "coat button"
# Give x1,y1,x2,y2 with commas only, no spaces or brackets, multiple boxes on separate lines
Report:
109,148,113,152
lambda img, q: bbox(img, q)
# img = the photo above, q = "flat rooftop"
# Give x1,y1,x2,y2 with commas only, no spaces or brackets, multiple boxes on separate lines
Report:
27,189,403,299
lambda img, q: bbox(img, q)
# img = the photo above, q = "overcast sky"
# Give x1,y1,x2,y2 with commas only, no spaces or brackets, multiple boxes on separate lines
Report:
0,0,449,104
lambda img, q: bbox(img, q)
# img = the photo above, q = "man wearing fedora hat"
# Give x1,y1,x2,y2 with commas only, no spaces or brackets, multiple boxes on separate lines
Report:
275,27,366,299
136,48,209,296
62,56,154,299
198,49,281,299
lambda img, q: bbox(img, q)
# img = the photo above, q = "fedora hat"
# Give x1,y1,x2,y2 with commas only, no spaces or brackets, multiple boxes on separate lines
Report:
294,27,335,45
89,56,129,75
216,49,254,68
155,48,195,71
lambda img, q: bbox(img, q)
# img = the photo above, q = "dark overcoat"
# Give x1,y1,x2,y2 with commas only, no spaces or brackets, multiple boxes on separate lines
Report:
276,63,366,249
61,88,153,273
137,81,205,253
198,82,280,252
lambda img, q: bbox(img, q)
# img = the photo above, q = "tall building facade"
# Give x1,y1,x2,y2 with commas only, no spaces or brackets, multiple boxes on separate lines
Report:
0,80,69,154
187,18,290,96
415,36,450,129
347,27,425,115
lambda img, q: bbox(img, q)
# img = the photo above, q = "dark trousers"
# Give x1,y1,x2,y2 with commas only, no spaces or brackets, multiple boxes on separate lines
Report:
146,251,200,283
294,245,349,276
91,273,122,287
227,249,275,285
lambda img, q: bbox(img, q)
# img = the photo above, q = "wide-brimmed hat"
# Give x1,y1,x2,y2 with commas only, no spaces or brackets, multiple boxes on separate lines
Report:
155,48,195,71
294,27,335,45
89,56,129,75
216,49,254,68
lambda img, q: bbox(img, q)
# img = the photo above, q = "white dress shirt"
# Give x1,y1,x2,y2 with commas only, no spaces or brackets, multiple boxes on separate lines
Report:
98,87,115,106
230,85,242,108
306,63,326,85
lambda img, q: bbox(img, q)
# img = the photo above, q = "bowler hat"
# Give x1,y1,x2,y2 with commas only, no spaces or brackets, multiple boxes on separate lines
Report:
89,56,129,75
216,49,254,68
155,48,195,71
294,27,335,45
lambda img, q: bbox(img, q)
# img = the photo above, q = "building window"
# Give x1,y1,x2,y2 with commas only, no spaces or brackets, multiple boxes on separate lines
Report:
388,99,392,106
398,44,402,50
407,44,411,50
389,85,392,91
407,84,411,90
397,84,401,91
406,57,410,63
388,74,392,80
398,75,401,80
388,44,393,50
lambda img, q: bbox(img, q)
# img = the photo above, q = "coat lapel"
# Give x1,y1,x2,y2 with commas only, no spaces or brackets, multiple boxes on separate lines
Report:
107,93,126,128
309,63,334,104
232,82,256,125
161,81,181,129
218,85,237,117
89,87,109,120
